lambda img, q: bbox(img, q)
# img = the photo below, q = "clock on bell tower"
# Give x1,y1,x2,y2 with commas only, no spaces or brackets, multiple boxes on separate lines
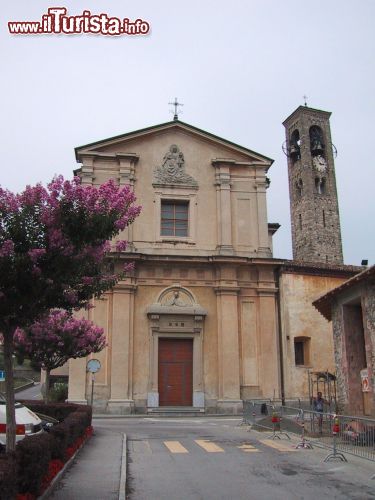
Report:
283,105,343,264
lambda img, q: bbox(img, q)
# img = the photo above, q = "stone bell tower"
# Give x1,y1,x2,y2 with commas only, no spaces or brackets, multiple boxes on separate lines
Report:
283,106,343,264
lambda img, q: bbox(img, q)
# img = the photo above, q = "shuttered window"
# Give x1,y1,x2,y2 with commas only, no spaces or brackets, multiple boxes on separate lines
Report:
161,201,189,237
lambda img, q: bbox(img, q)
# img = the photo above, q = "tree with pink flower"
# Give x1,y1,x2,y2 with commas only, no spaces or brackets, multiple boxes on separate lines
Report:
0,176,140,451
14,310,107,403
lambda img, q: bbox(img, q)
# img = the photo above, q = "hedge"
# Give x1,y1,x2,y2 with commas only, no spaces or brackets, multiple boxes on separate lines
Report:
0,453,17,500
17,400,92,423
0,403,93,500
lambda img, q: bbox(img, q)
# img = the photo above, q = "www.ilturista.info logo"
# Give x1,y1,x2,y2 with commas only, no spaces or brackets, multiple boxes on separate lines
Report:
8,7,150,36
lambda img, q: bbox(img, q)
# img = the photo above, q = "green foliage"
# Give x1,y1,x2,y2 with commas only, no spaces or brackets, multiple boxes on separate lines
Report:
49,383,68,402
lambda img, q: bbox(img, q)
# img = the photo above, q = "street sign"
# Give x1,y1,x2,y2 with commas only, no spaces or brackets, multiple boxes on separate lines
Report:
86,360,101,407
0,371,5,381
87,359,101,374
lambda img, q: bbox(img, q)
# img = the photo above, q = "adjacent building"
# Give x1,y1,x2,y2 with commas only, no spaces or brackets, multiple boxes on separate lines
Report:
313,266,375,416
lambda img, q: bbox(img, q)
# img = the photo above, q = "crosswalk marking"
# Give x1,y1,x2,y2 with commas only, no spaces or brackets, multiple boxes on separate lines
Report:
130,438,297,455
259,439,296,452
195,439,225,453
163,441,189,454
237,444,260,453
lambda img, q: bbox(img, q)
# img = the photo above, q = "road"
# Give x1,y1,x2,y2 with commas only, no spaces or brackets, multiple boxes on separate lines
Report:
16,382,42,400
93,417,375,500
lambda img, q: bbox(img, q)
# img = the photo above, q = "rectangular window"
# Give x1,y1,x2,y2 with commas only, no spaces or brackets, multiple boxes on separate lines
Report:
294,341,305,365
161,201,189,237
294,337,310,366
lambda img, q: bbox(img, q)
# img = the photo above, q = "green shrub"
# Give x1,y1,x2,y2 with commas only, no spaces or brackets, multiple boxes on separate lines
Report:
49,382,69,402
18,400,85,421
16,433,52,495
0,453,17,500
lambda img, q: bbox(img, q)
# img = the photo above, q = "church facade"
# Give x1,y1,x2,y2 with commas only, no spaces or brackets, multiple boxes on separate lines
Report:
67,107,360,414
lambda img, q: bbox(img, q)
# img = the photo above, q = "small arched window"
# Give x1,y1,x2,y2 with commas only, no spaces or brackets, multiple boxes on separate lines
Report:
309,126,325,156
295,178,303,197
315,177,326,195
290,129,301,162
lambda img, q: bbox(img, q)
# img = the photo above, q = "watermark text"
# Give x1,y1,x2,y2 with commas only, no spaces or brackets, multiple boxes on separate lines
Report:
8,7,150,36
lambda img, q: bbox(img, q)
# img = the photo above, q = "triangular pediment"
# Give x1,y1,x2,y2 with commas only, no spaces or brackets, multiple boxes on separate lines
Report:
75,120,273,168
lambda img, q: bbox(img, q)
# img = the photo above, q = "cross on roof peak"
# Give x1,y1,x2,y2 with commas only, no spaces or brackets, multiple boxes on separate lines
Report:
169,97,183,120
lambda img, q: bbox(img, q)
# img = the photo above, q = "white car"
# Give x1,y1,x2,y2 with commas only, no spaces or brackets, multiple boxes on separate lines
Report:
0,393,43,447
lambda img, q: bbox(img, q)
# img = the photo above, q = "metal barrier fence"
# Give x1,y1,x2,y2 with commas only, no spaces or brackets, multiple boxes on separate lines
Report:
243,400,375,462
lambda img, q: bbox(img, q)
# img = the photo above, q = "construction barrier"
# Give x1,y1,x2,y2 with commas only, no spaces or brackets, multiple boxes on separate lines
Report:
324,416,347,462
243,400,375,463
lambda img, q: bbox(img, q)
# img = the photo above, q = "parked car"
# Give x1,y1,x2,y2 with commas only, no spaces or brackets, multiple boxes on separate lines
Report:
34,411,59,431
0,393,43,449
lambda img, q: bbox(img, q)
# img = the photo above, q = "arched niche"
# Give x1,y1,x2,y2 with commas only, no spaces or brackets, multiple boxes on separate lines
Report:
309,125,325,156
290,129,301,162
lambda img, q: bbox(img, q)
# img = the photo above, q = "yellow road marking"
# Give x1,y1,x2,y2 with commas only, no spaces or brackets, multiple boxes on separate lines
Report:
259,439,296,452
237,444,260,453
164,441,189,454
195,439,225,453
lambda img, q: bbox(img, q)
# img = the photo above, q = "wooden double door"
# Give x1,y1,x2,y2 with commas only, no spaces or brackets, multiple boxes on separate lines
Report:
158,338,193,406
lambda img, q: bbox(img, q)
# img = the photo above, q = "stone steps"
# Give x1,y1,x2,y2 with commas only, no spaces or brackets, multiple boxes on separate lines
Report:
147,407,205,417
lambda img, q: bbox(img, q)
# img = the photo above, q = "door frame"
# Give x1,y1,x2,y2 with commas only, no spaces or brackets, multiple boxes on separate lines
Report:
147,286,207,408
148,329,204,408
158,337,194,406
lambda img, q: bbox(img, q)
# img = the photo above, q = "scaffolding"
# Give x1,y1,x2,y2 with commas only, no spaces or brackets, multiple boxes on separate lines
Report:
308,370,337,413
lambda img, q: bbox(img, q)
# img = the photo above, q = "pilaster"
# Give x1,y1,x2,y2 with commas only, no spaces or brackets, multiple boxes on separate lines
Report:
255,178,272,256
108,282,136,414
67,357,88,404
118,154,138,251
213,162,234,254
215,277,242,413
257,276,280,399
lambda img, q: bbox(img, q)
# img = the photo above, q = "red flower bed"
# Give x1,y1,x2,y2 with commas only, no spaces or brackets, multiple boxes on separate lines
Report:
16,493,35,500
40,459,64,493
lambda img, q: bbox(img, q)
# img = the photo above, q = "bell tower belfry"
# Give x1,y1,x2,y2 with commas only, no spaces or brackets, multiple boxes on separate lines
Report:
283,105,343,264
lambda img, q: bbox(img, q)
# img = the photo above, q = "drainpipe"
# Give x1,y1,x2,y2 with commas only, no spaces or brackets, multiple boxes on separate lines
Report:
275,266,285,405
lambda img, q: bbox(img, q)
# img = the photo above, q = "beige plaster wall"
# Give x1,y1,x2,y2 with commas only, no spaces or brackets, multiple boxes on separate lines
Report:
279,272,347,399
81,128,272,257
67,258,282,413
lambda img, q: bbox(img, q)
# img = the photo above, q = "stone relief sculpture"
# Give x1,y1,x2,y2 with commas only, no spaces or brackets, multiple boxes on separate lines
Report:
164,290,189,307
147,286,207,317
154,144,198,186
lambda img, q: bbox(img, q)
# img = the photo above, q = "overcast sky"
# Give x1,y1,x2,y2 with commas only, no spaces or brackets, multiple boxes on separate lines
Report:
1,1,374,265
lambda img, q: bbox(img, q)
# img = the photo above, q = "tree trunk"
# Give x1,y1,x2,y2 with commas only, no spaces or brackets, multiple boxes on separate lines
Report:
44,369,50,404
3,331,16,452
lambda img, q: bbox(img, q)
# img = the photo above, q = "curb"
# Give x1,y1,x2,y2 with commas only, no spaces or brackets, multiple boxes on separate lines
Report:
93,414,243,419
14,380,36,393
118,433,127,500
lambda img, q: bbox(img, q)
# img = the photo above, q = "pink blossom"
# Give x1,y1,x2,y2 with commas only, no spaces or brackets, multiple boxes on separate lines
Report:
115,240,127,252
63,289,78,304
0,240,15,257
28,248,46,263
14,310,107,371
123,262,134,273
82,276,94,285
14,310,107,370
